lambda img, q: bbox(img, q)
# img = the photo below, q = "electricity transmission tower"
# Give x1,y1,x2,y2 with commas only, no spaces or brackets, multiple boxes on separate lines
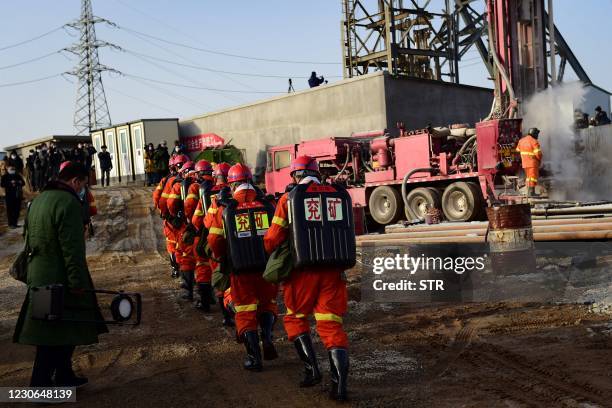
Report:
65,0,117,135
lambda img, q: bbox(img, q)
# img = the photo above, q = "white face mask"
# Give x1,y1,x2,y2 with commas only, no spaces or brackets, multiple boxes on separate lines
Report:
11,154,17,159
79,188,86,199
8,169,16,175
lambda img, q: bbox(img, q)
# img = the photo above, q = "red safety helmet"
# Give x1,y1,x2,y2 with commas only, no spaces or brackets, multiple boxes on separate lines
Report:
59,161,72,173
227,163,252,183
174,154,189,167
195,160,213,173
180,161,195,173
214,162,231,178
290,155,319,174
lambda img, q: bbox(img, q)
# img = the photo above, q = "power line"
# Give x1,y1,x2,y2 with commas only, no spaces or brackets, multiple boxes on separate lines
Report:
114,24,341,65
123,73,281,94
126,76,213,111
0,26,65,51
122,28,247,104
123,48,341,79
0,73,63,88
0,50,62,70
106,85,179,115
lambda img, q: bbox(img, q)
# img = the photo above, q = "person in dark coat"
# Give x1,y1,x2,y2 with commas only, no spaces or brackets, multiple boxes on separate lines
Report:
48,142,64,179
25,150,36,191
594,106,611,126
154,143,170,179
13,162,108,387
71,143,87,165
97,145,113,187
1,165,25,228
7,150,24,174
84,142,97,170
308,71,325,88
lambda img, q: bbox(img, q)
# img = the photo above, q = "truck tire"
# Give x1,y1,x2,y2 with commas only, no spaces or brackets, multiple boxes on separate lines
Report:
441,181,483,222
369,186,403,225
405,187,441,221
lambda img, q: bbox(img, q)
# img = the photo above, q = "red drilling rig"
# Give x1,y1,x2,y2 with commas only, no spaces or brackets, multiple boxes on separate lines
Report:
266,0,579,229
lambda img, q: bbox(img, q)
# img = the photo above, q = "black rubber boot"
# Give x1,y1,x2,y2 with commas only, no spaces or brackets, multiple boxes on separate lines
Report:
243,331,263,371
219,296,235,327
259,312,278,360
293,333,322,387
195,283,212,312
180,271,194,301
170,254,179,278
328,348,349,401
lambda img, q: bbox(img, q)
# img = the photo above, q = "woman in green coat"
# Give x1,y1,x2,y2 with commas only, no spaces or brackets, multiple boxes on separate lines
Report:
13,162,108,387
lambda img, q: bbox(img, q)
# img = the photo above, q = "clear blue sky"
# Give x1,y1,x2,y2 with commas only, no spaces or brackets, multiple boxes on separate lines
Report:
1,0,611,149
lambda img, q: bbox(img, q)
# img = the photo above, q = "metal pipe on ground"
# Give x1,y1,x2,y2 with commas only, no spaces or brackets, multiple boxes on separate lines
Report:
357,229,612,245
531,204,612,216
384,216,612,234
364,222,612,241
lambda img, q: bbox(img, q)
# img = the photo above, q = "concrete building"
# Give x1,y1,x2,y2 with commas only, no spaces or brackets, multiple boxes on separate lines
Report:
178,71,494,179
91,119,178,183
4,135,90,159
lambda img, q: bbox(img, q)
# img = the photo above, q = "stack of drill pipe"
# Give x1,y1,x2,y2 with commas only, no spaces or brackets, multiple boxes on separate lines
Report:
359,217,612,245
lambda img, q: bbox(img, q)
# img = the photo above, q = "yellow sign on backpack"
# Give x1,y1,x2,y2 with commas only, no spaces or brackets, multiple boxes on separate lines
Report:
235,213,250,233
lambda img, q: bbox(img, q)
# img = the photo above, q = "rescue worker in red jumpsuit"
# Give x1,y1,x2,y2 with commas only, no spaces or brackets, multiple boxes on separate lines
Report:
264,155,352,401
155,154,189,278
167,161,197,300
188,159,217,311
193,162,235,323
207,163,278,371
516,127,543,197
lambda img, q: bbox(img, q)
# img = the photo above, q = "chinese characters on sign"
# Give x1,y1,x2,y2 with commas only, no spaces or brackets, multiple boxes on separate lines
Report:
326,198,343,221
235,213,252,237
305,198,322,221
181,133,225,153
303,197,344,221
254,211,270,235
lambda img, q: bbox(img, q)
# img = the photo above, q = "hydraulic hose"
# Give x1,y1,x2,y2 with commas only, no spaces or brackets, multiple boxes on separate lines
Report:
401,167,437,212
452,135,477,166
334,144,352,182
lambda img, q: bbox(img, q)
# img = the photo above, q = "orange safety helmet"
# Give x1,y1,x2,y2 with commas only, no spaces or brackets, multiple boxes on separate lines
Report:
195,160,213,173
214,162,231,178
290,155,319,174
227,163,252,183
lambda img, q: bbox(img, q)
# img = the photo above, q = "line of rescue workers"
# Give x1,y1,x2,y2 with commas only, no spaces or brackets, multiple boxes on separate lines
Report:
152,154,357,402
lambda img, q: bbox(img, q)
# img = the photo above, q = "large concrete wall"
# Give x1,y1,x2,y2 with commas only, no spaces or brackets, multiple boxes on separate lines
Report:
179,72,388,176
179,71,493,178
384,76,492,130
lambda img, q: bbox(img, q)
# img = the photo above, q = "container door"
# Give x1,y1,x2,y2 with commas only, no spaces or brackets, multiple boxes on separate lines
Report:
105,130,118,179
118,128,132,178
92,133,103,180
131,125,145,176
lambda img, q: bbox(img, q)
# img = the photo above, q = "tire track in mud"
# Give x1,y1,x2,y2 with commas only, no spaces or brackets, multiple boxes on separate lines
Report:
463,342,611,407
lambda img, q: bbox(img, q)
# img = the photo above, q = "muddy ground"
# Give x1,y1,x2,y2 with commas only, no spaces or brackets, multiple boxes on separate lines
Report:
0,186,611,407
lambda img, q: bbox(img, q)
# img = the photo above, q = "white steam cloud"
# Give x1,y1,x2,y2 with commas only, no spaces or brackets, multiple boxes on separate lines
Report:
522,82,593,200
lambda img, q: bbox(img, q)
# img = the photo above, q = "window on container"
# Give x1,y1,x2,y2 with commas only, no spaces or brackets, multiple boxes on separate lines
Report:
274,150,290,170
134,127,142,149
105,133,115,154
120,131,128,151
